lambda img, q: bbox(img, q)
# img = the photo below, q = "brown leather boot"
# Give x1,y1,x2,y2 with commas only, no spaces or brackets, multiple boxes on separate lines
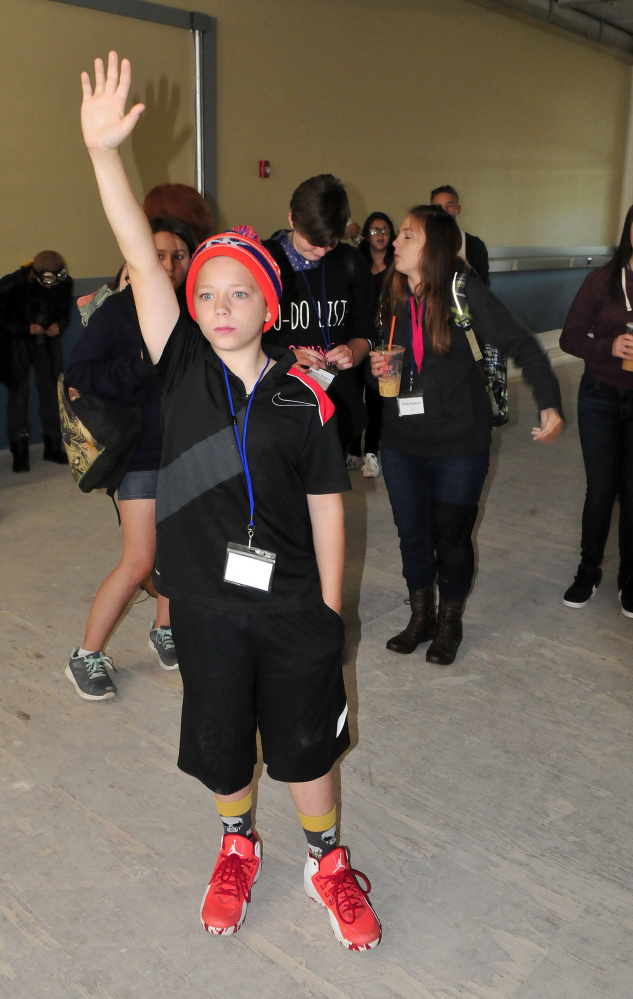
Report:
387,587,436,654
426,594,464,666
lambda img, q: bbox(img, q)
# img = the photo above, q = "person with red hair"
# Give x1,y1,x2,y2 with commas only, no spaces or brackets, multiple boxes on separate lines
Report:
142,183,214,246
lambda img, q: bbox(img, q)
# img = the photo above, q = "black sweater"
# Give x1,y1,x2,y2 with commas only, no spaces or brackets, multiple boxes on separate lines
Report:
377,276,562,459
65,286,162,472
262,237,376,442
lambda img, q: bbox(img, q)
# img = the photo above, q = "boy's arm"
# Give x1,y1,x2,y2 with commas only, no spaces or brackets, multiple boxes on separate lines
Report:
81,52,179,363
306,493,345,614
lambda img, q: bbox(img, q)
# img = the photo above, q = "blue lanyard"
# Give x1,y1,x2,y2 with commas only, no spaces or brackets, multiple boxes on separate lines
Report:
220,354,270,545
300,265,331,353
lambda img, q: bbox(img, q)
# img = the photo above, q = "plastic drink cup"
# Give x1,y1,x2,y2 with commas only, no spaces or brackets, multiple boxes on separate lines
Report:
375,345,405,397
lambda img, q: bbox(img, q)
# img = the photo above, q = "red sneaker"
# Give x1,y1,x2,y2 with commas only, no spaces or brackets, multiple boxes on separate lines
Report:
304,847,381,951
200,833,261,935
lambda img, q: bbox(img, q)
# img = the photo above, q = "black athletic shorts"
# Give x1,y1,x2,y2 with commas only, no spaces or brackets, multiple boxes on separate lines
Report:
170,599,350,795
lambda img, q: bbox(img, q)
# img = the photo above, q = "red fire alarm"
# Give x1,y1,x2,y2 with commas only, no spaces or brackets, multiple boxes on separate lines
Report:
258,160,270,178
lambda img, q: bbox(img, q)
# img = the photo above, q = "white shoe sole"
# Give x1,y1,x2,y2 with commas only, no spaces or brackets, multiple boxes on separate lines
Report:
200,838,261,935
147,637,179,670
303,857,381,951
619,591,633,618
64,664,116,700
562,585,598,609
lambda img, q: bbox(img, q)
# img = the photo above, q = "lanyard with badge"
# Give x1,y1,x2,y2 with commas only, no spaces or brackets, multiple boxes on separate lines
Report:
300,267,338,391
221,356,277,592
398,297,425,416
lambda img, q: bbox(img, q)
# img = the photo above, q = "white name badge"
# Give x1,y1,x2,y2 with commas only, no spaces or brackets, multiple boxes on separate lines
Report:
308,366,336,391
224,542,277,592
398,395,424,416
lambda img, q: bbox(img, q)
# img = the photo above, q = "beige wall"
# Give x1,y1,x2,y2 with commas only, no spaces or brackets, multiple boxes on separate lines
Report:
0,0,630,279
0,0,195,278
207,0,630,247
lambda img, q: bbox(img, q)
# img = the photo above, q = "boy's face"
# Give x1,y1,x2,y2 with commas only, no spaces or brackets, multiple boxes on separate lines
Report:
193,256,271,353
287,212,336,260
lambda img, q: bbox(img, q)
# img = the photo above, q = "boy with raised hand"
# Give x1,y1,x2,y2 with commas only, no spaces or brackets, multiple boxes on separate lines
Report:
79,52,381,951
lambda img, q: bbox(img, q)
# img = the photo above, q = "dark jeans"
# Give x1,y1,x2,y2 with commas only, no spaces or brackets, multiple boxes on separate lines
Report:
349,384,382,457
7,340,62,440
577,372,633,583
381,445,490,601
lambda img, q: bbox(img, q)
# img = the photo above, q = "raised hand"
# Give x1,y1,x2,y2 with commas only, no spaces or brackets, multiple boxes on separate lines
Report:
81,51,145,153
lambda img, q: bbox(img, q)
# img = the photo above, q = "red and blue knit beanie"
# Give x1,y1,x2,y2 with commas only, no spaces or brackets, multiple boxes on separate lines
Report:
186,225,282,332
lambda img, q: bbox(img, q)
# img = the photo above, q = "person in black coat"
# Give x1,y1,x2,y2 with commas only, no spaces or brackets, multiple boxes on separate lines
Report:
370,205,564,666
0,251,73,471
430,185,490,285
64,217,196,700
263,174,377,454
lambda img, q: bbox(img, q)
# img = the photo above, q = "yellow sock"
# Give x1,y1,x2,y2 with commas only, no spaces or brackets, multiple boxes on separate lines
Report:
215,791,252,839
297,805,337,860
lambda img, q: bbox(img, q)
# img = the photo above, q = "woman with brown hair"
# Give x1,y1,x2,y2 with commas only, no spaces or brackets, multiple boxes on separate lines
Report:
370,205,564,665
559,205,633,616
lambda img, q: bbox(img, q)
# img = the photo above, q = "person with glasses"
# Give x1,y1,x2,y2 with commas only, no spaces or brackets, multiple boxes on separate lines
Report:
263,175,377,457
0,251,73,471
347,213,397,476
430,185,490,286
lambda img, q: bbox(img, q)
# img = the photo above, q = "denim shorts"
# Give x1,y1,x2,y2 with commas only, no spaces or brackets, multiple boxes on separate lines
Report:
117,468,159,501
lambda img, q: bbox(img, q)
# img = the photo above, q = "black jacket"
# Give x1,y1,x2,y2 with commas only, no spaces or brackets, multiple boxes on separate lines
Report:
65,286,163,472
375,276,561,459
0,266,73,389
465,232,490,286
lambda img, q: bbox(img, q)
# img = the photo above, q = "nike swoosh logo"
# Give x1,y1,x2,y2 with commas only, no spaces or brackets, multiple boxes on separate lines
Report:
272,393,316,408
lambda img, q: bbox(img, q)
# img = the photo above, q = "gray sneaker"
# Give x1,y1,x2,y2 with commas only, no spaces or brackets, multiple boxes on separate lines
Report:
65,649,117,700
148,622,179,670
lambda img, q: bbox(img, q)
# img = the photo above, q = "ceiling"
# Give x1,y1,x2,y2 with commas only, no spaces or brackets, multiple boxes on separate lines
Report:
467,0,633,56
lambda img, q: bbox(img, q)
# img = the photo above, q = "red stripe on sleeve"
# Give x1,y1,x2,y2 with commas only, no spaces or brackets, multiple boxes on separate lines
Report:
287,367,336,426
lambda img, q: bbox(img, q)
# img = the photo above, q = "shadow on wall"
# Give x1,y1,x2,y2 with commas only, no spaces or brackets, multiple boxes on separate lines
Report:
131,77,193,195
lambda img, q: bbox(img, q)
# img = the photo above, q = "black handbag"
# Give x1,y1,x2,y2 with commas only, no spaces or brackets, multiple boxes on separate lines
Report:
57,373,147,498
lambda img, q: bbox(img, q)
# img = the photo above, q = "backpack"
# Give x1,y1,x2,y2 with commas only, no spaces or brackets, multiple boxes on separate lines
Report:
57,373,146,499
451,272,509,427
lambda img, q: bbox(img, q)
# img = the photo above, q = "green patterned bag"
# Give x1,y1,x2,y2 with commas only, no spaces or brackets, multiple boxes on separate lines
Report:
57,373,145,496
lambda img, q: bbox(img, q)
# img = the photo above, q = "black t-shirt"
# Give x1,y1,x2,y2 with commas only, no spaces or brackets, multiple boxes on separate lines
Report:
151,313,350,613
262,237,376,443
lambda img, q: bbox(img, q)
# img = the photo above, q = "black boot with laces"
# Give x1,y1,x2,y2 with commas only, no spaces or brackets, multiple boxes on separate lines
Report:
386,588,436,654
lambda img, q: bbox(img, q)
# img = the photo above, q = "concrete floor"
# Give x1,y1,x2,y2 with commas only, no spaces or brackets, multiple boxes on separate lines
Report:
1,358,632,998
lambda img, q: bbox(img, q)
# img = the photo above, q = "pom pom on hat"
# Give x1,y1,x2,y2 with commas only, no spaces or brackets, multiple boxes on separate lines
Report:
186,227,282,331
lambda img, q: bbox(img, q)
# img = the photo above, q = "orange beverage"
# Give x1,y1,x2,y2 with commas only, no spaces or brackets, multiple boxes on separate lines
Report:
375,345,405,398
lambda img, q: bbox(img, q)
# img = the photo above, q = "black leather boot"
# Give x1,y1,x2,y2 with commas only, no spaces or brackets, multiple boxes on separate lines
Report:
43,434,68,464
426,594,464,666
387,587,436,654
10,434,30,473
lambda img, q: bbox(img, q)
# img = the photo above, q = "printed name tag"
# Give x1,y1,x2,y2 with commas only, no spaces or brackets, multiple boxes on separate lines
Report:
224,542,277,592
308,366,336,390
398,395,424,416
